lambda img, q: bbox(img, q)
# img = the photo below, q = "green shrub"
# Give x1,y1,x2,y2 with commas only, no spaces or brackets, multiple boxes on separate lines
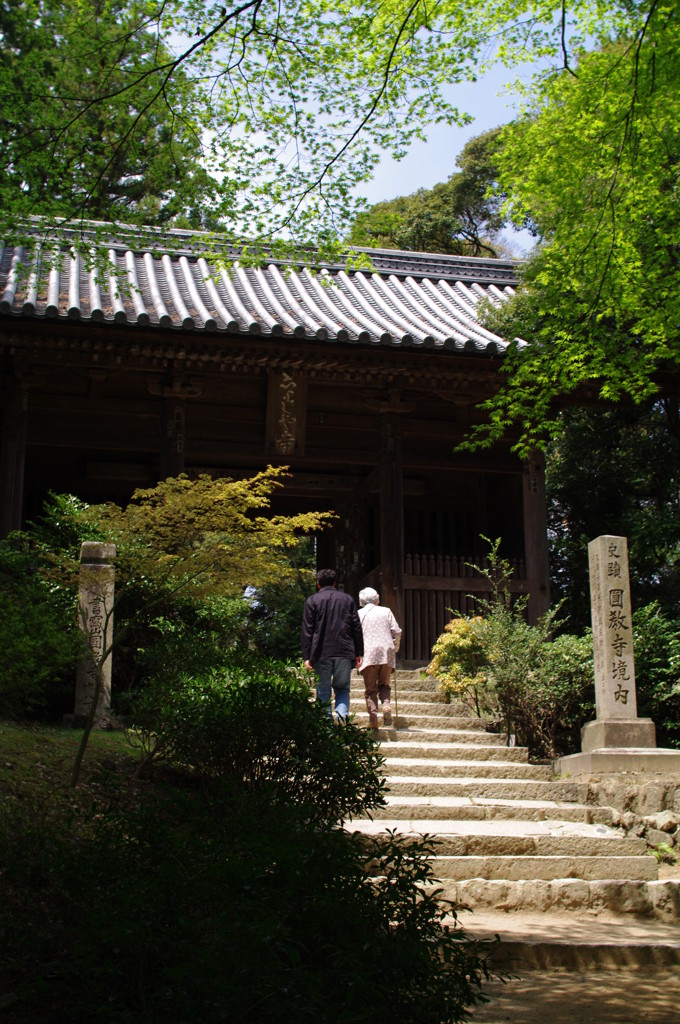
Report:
427,616,493,714
633,602,680,749
0,534,82,717
112,592,250,697
500,632,595,759
1,492,309,718
127,661,386,824
246,535,317,661
0,769,494,1023
427,539,595,760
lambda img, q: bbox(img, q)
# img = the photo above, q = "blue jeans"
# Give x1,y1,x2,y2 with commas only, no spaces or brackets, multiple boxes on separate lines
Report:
314,657,352,720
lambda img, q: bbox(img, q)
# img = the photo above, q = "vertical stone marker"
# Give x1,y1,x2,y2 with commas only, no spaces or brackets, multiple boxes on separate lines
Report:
586,535,650,743
73,541,116,726
554,534,680,774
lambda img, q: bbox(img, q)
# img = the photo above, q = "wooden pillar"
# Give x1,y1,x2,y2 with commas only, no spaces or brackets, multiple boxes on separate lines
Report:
0,378,27,536
341,499,364,598
379,412,405,634
522,451,550,624
160,398,186,480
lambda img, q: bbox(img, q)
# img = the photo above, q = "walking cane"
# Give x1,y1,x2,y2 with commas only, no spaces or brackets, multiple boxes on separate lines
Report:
392,670,398,731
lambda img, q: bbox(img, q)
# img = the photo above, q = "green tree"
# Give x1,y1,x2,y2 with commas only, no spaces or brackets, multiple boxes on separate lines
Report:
633,602,680,749
29,467,331,784
473,6,680,452
346,128,509,256
547,401,680,633
0,0,220,228
0,532,83,718
0,1,662,255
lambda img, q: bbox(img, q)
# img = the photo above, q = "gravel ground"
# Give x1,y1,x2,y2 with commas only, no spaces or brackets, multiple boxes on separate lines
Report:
470,968,680,1024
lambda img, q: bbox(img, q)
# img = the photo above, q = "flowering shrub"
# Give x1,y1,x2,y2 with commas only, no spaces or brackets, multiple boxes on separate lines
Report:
427,617,494,715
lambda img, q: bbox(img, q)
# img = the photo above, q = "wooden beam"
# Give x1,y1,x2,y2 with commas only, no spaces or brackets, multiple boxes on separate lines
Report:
0,377,27,536
522,451,551,623
404,575,529,594
379,412,405,631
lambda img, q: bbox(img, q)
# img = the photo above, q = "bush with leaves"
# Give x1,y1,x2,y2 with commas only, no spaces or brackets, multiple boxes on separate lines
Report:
427,616,493,715
0,778,494,1024
114,592,251,694
0,530,82,718
1,471,330,784
245,536,317,661
427,540,595,760
127,661,386,824
525,633,595,758
633,602,680,750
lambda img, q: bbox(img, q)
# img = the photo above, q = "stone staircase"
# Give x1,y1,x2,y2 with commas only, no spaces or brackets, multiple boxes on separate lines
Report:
346,669,680,972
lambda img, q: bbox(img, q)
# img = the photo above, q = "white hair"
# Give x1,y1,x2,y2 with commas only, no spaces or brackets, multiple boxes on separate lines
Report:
359,587,379,607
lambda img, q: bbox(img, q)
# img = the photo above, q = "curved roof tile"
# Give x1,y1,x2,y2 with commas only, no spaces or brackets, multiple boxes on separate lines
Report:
0,228,519,354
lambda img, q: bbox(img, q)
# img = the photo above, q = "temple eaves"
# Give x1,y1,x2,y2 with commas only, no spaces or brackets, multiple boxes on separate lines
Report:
0,222,520,353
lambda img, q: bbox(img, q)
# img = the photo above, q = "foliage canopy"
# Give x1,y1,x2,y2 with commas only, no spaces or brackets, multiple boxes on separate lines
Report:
546,401,680,632
0,0,663,258
475,4,680,452
0,0,220,229
346,129,508,256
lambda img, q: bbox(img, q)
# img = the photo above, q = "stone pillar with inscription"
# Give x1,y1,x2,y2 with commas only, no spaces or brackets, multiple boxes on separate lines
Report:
584,535,654,749
554,535,680,774
72,541,116,727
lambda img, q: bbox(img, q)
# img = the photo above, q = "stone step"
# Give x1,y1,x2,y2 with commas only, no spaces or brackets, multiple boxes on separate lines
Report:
349,816,631,842
381,758,551,780
431,854,657,882
372,796,616,824
377,741,530,762
349,694,450,708
353,711,490,729
429,834,646,858
392,670,434,683
351,676,444,689
454,911,680,970
384,776,584,802
351,706,487,724
351,674,441,694
434,877,680,919
355,700,482,717
367,727,510,745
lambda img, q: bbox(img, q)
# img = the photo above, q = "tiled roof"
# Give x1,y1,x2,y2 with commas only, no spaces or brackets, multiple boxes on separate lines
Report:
0,226,518,353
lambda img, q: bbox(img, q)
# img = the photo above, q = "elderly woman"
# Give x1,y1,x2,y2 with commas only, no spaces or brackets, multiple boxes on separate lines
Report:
357,587,402,729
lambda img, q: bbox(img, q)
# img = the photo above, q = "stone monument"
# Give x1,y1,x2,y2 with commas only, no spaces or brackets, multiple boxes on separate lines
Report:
71,541,116,727
554,535,680,774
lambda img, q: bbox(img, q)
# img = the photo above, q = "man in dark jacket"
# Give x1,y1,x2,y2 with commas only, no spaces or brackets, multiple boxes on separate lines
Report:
301,568,364,721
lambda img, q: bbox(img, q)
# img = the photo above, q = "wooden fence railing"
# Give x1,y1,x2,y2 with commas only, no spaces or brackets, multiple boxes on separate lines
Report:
403,552,527,663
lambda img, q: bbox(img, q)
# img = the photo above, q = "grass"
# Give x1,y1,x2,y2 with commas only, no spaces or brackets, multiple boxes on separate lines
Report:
0,719,143,806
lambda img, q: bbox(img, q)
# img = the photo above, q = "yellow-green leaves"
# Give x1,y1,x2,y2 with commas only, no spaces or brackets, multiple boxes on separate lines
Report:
474,6,680,454
84,465,334,599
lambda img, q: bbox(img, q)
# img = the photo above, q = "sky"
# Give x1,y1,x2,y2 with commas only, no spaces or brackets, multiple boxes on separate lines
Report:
356,61,538,255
